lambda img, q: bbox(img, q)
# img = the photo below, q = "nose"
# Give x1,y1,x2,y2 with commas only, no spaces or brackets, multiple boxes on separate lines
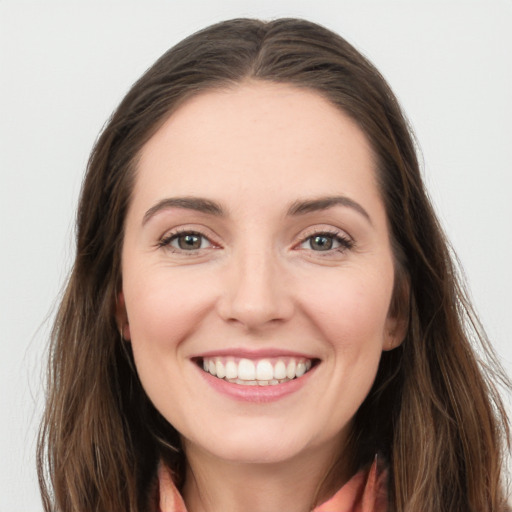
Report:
216,245,294,330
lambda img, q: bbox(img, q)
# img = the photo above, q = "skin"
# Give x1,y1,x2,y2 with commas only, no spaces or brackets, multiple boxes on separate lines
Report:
117,82,406,512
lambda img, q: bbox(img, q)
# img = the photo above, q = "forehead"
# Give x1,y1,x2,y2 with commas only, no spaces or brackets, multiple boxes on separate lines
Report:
132,81,383,219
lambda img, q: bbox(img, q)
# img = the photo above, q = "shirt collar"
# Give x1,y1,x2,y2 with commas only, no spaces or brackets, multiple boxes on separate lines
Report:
157,457,388,512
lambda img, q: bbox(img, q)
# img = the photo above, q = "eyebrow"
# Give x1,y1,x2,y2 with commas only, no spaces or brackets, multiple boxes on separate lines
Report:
142,194,372,225
287,196,372,224
142,197,225,225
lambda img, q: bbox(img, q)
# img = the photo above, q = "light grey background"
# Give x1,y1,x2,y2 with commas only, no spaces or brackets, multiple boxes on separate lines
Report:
1,1,511,509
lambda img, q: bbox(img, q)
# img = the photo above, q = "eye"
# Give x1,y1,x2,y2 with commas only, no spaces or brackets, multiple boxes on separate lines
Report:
299,232,353,252
159,231,212,251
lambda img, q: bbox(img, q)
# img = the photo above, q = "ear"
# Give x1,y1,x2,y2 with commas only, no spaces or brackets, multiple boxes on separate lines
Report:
115,291,131,341
383,314,408,351
382,276,409,351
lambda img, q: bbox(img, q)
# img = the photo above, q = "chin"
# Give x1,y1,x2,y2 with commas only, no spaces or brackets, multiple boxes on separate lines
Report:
208,441,306,465
182,420,322,466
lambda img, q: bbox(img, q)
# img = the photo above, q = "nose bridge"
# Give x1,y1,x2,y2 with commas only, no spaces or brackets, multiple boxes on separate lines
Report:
219,239,293,328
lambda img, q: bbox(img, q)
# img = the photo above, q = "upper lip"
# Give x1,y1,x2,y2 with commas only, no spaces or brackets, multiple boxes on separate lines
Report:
192,348,318,360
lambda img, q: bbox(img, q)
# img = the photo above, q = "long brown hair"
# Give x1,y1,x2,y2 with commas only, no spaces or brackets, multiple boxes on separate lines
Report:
38,18,511,511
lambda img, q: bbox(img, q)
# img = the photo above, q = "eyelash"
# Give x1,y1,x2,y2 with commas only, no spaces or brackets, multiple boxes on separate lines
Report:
158,229,214,252
157,228,354,254
298,229,354,253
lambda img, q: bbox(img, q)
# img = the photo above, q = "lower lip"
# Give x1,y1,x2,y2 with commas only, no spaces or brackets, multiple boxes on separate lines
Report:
196,364,317,403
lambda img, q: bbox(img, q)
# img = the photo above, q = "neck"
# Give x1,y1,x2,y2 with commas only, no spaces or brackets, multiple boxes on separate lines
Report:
181,442,351,512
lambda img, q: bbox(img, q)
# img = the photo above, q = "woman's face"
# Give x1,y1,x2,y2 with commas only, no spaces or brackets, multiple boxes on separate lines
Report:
119,82,404,467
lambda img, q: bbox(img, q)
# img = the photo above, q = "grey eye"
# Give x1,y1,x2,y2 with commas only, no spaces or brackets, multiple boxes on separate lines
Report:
309,235,334,251
299,232,352,253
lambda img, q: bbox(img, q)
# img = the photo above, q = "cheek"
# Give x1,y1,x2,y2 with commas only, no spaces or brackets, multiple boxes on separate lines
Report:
299,266,394,353
122,269,219,426
123,269,216,359
303,268,394,417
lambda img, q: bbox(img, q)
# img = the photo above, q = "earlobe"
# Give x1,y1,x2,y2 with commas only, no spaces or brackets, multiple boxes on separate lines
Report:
115,291,131,341
121,323,131,341
383,275,410,351
382,317,407,351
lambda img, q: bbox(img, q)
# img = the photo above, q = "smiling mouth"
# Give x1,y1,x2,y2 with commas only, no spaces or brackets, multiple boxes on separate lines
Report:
197,356,318,386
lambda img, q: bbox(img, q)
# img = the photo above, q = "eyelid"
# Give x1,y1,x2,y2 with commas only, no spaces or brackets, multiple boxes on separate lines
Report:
156,224,354,254
293,225,355,252
157,225,221,251
294,225,353,243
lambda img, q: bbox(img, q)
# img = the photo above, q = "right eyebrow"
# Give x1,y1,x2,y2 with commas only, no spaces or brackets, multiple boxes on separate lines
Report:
142,197,225,225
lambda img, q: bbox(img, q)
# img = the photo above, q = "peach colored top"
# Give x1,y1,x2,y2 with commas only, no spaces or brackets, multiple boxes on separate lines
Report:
157,459,388,512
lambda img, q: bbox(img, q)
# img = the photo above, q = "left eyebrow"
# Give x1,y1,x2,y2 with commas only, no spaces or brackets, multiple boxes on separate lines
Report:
287,196,372,225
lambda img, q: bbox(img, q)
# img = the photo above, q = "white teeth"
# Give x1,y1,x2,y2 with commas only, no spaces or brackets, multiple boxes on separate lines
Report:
237,379,257,386
225,360,237,379
286,360,296,379
238,359,256,380
274,360,286,380
256,360,274,380
296,361,306,377
216,360,226,379
201,356,314,384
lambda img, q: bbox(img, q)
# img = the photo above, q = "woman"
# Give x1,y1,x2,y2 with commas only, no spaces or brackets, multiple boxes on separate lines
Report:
37,18,511,512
